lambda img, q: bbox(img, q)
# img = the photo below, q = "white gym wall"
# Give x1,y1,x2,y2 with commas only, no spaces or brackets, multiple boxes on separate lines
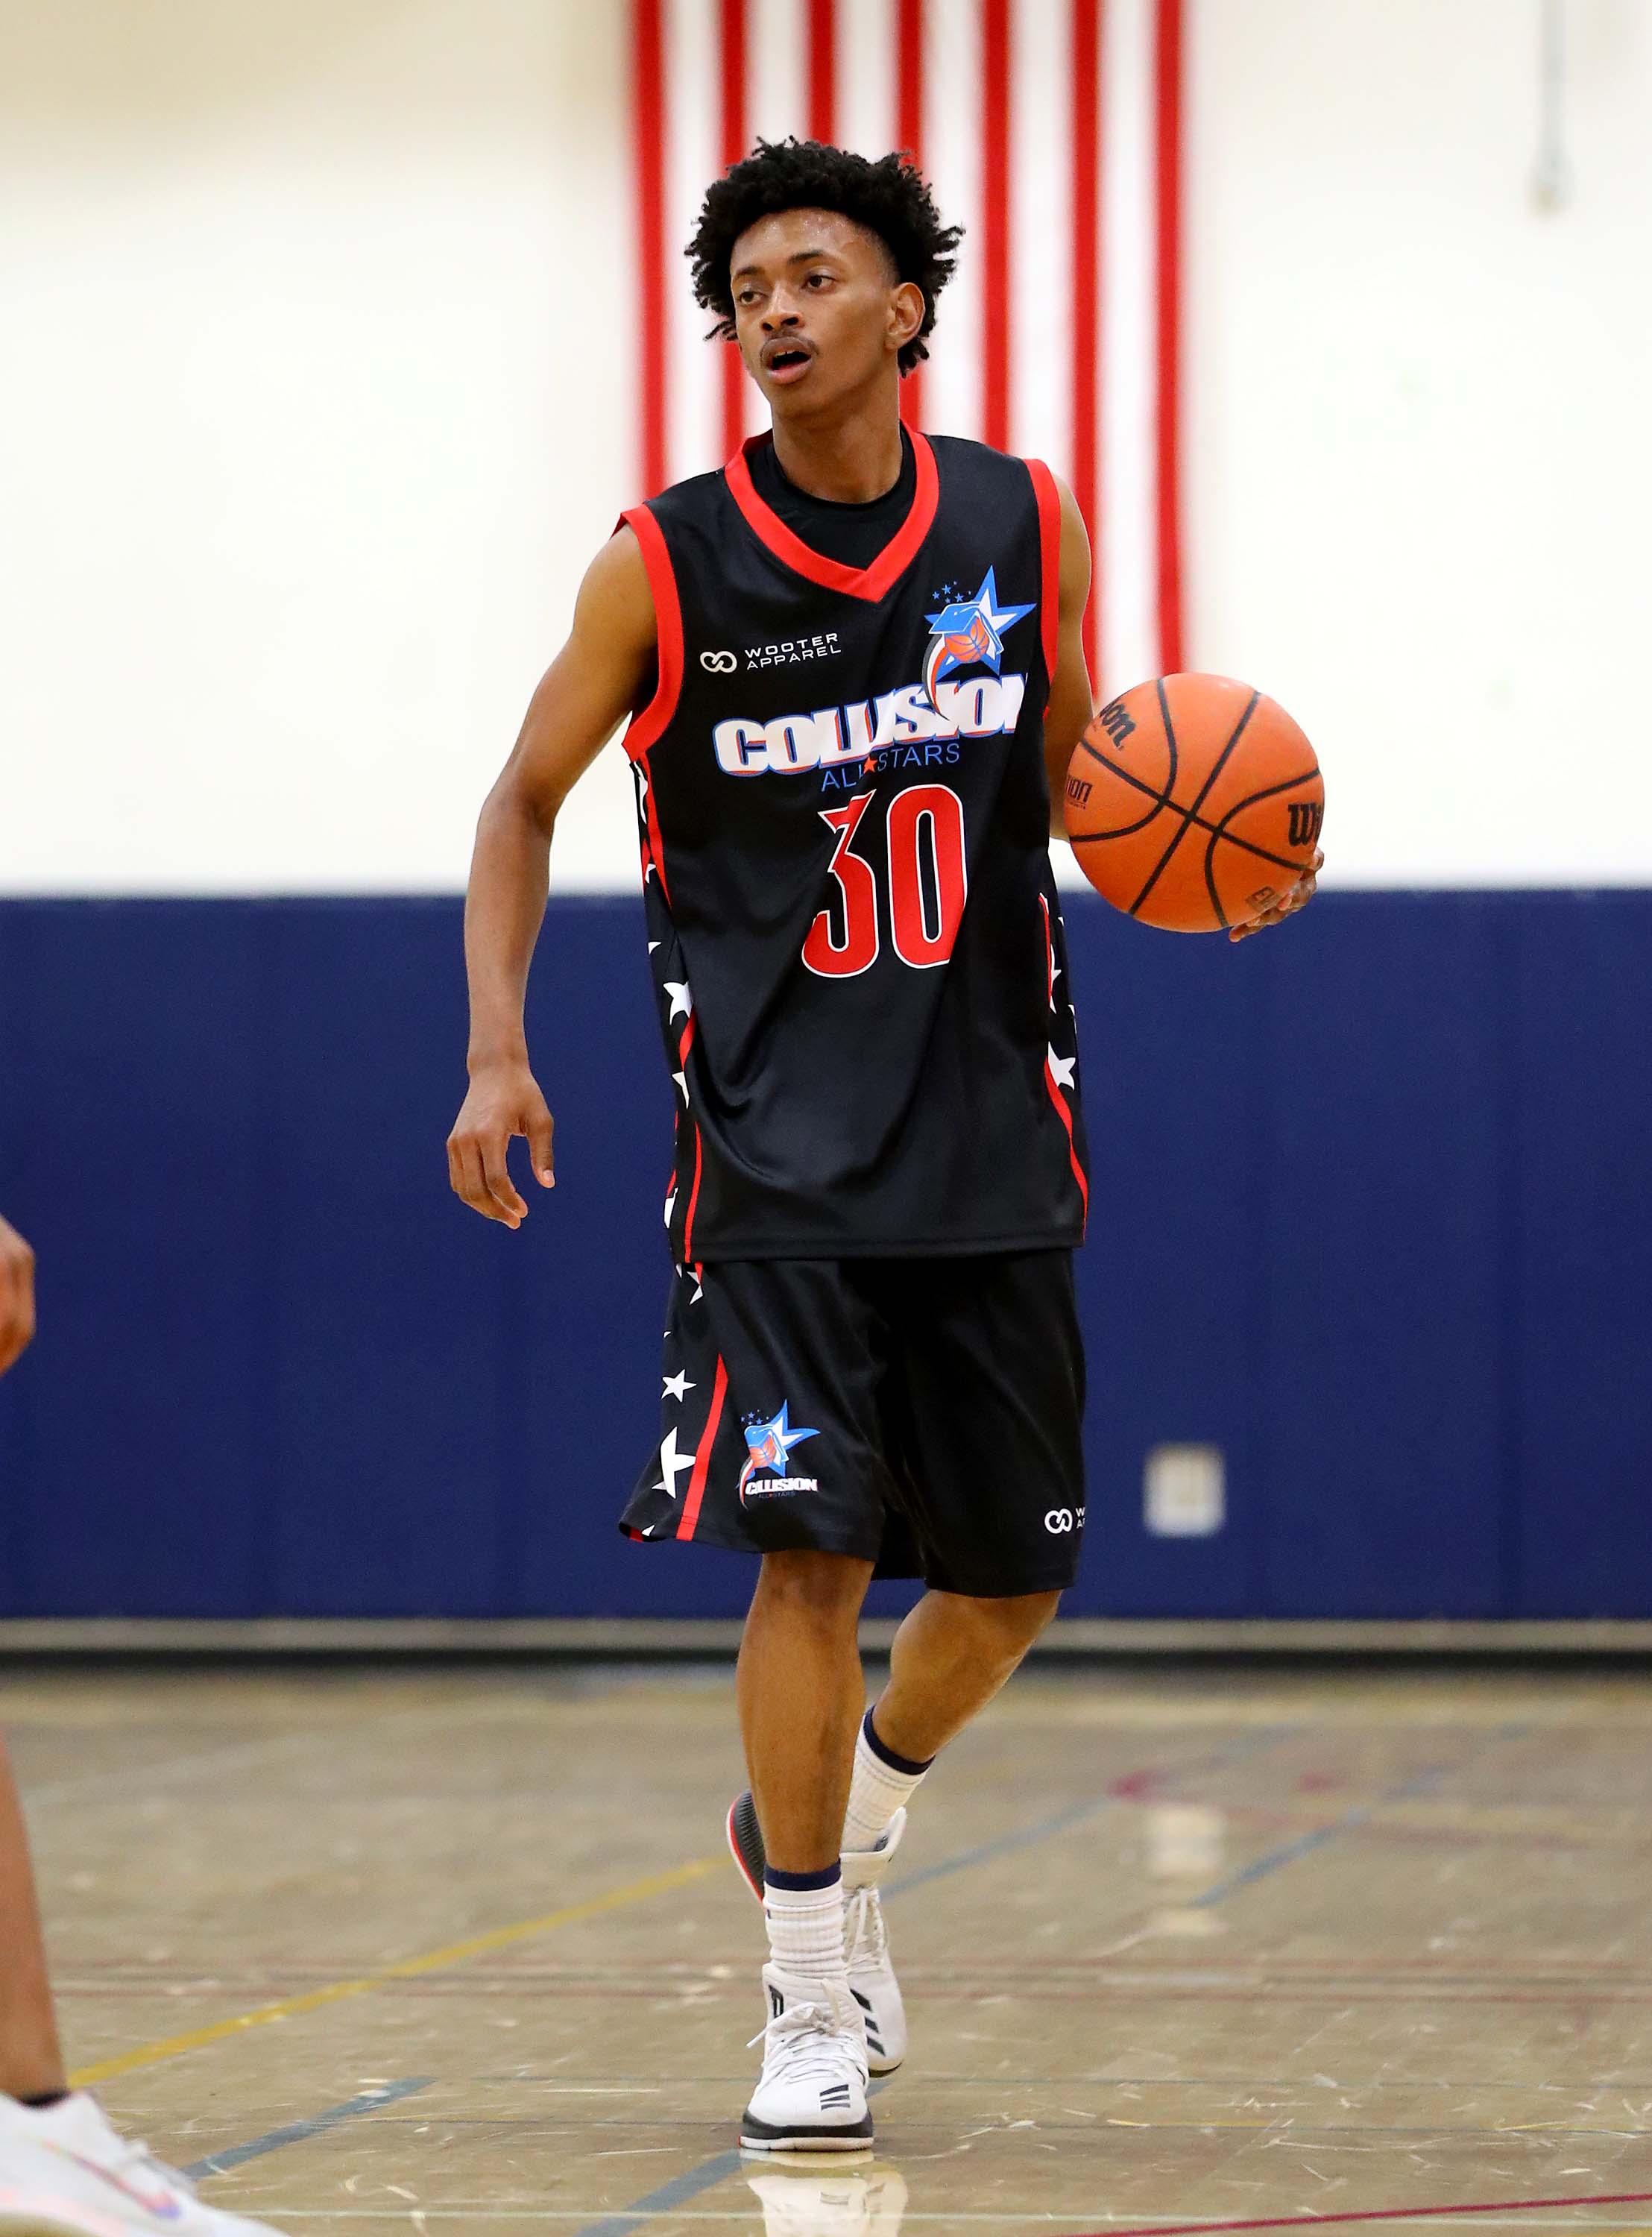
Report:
1,0,1646,893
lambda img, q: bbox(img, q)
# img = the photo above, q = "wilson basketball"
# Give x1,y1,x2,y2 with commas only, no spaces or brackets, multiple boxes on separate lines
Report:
1065,675,1325,934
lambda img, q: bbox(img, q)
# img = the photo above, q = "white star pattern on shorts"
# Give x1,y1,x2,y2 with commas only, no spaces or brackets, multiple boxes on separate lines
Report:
663,981,693,1021
662,1370,696,1401
1047,1048,1076,1090
653,1427,694,1499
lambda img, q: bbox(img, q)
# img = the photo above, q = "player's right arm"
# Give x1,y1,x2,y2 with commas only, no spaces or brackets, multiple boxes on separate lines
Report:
0,1216,35,1375
447,526,658,1228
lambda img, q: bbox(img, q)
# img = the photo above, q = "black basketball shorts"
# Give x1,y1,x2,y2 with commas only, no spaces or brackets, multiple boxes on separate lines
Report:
619,1252,1086,1596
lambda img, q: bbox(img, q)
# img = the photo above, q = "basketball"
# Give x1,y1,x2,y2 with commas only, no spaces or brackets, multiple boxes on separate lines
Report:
1064,674,1325,933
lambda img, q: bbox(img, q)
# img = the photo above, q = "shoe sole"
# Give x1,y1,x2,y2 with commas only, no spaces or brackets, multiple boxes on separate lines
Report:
740,2116,874,2152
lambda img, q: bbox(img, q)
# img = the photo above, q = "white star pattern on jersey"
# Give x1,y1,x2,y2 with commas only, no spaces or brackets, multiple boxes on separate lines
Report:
1047,1049,1077,1090
664,981,693,1020
663,1370,696,1401
654,1426,695,1498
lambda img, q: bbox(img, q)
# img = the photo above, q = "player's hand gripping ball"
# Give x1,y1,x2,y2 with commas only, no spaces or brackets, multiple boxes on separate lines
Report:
1065,674,1324,936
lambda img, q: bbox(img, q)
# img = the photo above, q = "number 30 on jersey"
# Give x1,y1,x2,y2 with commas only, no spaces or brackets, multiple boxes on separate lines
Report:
802,784,968,978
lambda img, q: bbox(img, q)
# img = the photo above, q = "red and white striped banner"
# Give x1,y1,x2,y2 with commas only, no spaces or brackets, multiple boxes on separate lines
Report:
631,0,1185,692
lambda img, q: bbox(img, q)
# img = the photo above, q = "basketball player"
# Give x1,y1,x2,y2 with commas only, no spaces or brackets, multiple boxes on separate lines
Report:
0,1216,283,2234
448,139,1318,2153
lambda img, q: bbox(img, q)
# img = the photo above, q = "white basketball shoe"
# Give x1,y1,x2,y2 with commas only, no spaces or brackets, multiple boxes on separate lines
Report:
726,1793,909,2076
0,2090,285,2235
841,1816,908,2077
745,2160,909,2233
740,1966,873,2153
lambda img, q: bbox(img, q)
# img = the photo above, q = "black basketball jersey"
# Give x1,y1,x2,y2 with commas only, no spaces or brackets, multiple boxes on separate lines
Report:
620,430,1088,1262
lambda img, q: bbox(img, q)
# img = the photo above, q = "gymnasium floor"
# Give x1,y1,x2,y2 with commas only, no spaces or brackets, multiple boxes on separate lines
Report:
9,1660,1652,2236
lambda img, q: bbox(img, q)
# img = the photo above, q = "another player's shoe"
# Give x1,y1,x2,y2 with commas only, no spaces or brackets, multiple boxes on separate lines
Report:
745,2159,909,2233
0,2090,285,2235
725,1792,909,2077
740,1966,873,2153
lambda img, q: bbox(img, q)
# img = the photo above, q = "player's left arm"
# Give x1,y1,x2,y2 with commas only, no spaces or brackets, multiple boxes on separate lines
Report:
1042,477,1095,843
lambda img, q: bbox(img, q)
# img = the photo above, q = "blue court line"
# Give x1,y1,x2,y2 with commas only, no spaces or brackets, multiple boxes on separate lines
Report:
185,2077,434,2180
1187,1725,1530,1910
573,2148,746,2237
883,1724,1296,1903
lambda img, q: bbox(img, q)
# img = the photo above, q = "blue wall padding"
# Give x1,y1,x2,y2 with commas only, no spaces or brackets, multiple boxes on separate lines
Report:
1,890,1648,1620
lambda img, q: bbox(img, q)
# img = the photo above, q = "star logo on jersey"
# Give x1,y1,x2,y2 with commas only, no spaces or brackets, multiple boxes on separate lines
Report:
921,567,1035,710
737,1403,819,1502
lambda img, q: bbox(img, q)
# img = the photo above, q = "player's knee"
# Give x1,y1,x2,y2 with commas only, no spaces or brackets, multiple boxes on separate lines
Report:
754,1549,872,1629
952,1587,1062,1661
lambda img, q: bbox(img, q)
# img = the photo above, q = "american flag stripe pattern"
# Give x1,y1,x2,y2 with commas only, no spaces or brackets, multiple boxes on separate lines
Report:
631,0,1186,696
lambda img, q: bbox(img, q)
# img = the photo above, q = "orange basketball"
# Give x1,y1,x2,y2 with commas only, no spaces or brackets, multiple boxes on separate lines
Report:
1064,674,1324,933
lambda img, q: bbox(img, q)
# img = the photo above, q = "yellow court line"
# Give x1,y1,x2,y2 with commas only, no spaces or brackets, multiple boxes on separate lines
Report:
69,1854,722,2088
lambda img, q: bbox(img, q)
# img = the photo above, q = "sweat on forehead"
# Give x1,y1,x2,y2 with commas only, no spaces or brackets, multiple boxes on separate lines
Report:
729,207,899,281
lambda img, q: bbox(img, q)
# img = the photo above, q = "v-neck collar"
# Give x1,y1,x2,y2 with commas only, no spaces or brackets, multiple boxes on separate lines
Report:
724,430,939,604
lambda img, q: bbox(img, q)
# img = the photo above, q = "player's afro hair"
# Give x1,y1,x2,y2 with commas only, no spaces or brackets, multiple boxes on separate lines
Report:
687,137,963,377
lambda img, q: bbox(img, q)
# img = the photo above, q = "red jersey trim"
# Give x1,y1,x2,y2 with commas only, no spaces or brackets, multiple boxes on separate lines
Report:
678,1353,728,1541
619,504,684,760
677,1016,705,1262
1026,457,1062,701
724,431,940,603
1043,1056,1089,1235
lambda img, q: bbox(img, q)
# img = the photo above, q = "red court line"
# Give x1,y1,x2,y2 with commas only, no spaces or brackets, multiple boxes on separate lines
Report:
633,0,667,497
719,0,748,459
807,0,835,142
980,0,1011,451
1074,2190,1652,2237
1070,0,1102,681
1153,0,1185,671
896,0,924,429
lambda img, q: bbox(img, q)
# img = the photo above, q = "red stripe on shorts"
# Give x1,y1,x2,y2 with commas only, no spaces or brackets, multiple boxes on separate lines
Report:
678,1353,728,1541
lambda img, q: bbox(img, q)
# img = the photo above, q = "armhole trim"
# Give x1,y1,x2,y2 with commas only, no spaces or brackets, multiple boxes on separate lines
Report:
1025,458,1062,705
619,504,684,761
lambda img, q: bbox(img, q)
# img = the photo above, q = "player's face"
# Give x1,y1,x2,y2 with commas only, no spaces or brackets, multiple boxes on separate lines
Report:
729,208,917,416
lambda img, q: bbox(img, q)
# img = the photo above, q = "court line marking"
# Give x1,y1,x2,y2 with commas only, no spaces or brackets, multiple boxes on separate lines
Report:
68,1857,720,2088
1188,1728,1528,1910
184,2079,434,2178
187,2215,1652,2228
1071,2191,1652,2237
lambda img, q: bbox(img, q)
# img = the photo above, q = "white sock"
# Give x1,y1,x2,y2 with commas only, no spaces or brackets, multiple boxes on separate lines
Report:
842,1707,933,1855
763,1866,847,1982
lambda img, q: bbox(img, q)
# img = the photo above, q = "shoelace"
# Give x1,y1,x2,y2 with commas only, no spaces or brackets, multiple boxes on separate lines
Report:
747,1998,860,2087
845,1884,888,1969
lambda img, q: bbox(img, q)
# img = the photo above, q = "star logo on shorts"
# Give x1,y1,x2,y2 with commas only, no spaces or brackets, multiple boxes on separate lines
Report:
737,1403,818,1496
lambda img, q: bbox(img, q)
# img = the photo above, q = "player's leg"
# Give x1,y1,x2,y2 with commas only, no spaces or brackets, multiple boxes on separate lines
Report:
737,1549,874,1874
0,1732,286,2233
619,1260,892,2151
0,1731,68,2107
851,1582,1062,1832
828,1252,1085,2074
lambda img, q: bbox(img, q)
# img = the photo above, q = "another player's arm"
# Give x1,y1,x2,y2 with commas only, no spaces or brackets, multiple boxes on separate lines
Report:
0,1216,35,1376
1043,478,1096,842
447,527,658,1228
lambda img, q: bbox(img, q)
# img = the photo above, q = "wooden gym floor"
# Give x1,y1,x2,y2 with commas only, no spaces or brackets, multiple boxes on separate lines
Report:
9,1660,1652,2236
